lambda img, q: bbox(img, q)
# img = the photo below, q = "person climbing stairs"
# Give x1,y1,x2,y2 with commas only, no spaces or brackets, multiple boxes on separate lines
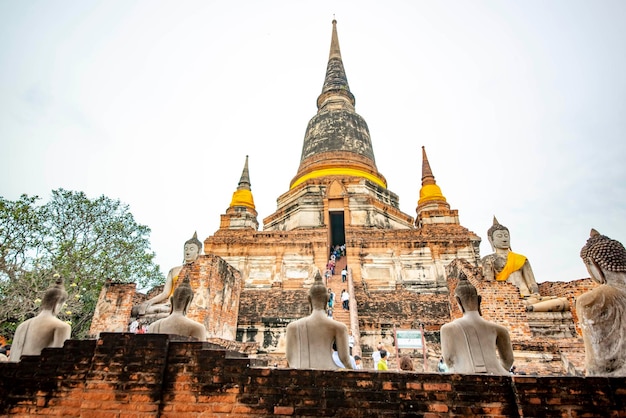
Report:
326,256,350,328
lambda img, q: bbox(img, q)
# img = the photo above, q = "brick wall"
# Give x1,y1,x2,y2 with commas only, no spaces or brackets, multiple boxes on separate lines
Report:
89,281,138,335
238,289,310,324
539,278,598,335
1,333,624,417
446,259,533,340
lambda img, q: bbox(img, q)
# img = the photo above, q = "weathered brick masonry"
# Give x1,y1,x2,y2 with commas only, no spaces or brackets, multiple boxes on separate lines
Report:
1,333,624,417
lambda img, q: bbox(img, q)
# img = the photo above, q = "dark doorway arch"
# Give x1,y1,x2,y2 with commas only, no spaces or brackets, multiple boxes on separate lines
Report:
330,211,345,247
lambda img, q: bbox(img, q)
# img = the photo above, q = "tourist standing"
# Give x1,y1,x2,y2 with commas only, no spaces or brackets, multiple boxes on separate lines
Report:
438,358,449,372
377,350,389,370
341,289,349,310
400,355,414,371
372,342,383,369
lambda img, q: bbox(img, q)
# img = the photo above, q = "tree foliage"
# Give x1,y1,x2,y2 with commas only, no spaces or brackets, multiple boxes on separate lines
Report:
0,189,164,339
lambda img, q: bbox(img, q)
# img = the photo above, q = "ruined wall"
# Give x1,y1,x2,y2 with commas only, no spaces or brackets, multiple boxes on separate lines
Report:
446,258,533,339
184,255,243,340
88,281,139,335
1,333,624,417
355,284,450,368
346,224,480,292
204,229,329,289
89,255,243,341
236,289,310,355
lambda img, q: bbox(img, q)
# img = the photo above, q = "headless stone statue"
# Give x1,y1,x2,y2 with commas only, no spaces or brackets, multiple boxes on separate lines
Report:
9,275,71,362
147,275,207,340
440,273,514,375
577,229,626,376
481,217,569,312
286,272,353,370
133,232,202,321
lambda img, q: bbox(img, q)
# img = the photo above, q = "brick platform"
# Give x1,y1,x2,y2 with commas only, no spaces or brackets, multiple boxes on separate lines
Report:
1,333,624,417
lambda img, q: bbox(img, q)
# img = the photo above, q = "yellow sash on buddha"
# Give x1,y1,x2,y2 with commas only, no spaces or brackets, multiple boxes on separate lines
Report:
496,252,527,282
167,274,179,298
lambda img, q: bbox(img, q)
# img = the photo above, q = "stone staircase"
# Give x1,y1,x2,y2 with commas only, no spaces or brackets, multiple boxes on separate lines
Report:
326,256,350,329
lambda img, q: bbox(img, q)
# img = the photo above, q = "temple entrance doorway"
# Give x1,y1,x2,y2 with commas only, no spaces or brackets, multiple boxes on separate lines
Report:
330,211,345,248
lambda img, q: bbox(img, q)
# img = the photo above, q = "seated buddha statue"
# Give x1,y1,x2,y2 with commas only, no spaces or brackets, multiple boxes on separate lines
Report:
577,229,626,376
440,272,514,375
147,275,207,340
481,217,569,312
133,232,202,321
286,272,353,370
10,275,72,362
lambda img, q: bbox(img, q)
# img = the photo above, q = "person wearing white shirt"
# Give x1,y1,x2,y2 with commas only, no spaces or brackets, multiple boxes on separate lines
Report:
372,342,383,369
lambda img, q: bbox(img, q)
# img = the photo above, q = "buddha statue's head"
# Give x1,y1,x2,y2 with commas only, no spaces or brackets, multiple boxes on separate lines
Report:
455,272,481,314
580,229,626,284
487,216,510,251
183,232,203,264
308,271,329,311
40,275,69,315
170,274,194,315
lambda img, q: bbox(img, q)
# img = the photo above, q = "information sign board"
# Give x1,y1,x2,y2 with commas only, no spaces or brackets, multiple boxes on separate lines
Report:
396,330,423,349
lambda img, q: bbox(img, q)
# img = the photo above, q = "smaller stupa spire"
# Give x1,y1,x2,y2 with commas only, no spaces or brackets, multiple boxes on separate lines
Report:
421,146,436,186
415,147,454,227
417,146,448,207
229,155,255,209
237,155,251,191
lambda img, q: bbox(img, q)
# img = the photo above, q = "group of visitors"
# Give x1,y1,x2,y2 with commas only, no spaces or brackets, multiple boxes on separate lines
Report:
330,244,345,260
325,260,335,279
331,340,363,369
372,342,390,370
371,344,415,371
128,319,148,334
327,288,350,316
326,263,348,284
325,244,347,281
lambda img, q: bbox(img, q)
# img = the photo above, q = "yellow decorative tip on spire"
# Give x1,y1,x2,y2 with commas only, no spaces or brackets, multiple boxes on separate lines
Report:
418,146,447,205
229,155,256,209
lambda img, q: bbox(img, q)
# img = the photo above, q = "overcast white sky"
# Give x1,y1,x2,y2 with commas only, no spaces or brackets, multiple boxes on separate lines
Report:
1,1,625,285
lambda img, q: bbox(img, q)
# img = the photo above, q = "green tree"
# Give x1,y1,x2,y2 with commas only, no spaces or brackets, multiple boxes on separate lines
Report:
0,189,164,340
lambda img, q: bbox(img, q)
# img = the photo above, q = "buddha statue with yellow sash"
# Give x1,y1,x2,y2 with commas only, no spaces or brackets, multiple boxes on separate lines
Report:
481,217,568,312
133,232,202,321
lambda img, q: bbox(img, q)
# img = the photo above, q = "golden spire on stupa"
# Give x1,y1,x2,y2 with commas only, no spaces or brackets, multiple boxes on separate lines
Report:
229,155,255,209
418,146,447,206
